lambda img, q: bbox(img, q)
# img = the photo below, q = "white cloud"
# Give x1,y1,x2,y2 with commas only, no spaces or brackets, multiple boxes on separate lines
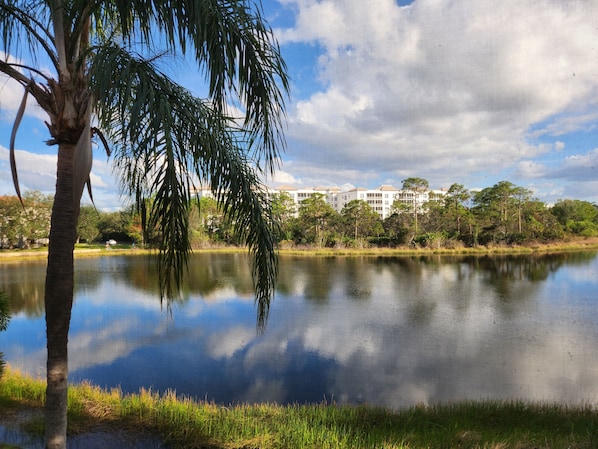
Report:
514,147,598,203
516,160,549,179
0,145,125,210
0,146,57,193
206,326,254,358
275,0,598,197
0,52,50,122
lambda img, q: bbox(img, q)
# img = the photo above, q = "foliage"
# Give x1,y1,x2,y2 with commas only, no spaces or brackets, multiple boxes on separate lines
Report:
76,205,101,244
295,193,339,247
551,199,598,236
97,211,135,243
0,0,289,447
0,191,52,249
340,200,383,247
2,181,596,252
400,177,430,233
0,195,22,248
188,196,240,246
270,192,297,241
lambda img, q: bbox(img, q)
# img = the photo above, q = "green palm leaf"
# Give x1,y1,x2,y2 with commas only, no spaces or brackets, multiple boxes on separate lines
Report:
90,43,280,325
0,2,288,446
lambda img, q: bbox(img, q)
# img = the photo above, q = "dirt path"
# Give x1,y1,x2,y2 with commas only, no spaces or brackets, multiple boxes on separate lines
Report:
0,411,166,449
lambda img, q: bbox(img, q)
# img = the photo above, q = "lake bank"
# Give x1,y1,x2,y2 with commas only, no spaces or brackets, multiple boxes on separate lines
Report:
1,367,596,449
1,236,598,263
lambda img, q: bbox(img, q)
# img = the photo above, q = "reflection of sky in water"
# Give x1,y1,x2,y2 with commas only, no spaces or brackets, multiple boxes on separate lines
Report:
1,253,598,409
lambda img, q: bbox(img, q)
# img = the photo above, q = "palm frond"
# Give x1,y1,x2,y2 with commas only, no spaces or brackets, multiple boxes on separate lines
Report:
72,100,93,204
9,81,31,206
88,0,289,171
90,45,278,323
0,1,58,70
91,127,112,157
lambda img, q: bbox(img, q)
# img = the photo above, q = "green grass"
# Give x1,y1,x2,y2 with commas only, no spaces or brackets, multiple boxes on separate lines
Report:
1,367,597,448
0,237,596,263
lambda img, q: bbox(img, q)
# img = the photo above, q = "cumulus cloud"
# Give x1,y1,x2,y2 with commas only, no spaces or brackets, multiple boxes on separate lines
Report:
0,52,50,122
274,0,598,196
2,1,596,204
0,146,57,193
0,145,123,210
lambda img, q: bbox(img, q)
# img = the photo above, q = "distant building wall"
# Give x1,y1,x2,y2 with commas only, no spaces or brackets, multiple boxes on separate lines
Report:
193,184,447,220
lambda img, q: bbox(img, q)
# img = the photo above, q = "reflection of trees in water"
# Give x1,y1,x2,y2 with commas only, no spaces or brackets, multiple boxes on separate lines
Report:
184,253,254,299
0,261,45,316
75,256,161,297
277,256,373,303
1,251,595,318
75,254,255,304
287,256,337,303
467,251,596,282
367,252,598,323
466,252,596,311
343,257,372,300
0,291,10,378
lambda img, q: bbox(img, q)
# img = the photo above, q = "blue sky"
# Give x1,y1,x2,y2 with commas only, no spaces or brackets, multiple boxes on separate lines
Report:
1,0,598,210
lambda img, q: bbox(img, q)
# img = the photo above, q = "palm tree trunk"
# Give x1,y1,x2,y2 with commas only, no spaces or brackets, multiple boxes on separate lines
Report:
44,143,78,449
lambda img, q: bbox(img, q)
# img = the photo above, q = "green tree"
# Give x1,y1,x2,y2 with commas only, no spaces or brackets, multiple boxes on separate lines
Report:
443,183,471,238
385,200,414,244
0,195,24,248
0,2,288,447
0,191,52,248
187,196,243,247
97,210,133,243
472,181,534,243
551,199,598,236
402,177,429,233
270,192,297,242
382,207,411,246
76,205,100,244
21,191,53,247
340,199,382,247
189,196,221,247
524,200,564,241
297,193,338,247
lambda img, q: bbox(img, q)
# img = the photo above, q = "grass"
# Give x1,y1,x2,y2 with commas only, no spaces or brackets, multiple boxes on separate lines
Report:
1,367,597,449
0,237,597,263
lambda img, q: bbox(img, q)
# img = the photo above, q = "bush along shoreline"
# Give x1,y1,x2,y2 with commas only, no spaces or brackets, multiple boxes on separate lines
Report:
3,184,598,253
1,367,597,449
0,236,597,262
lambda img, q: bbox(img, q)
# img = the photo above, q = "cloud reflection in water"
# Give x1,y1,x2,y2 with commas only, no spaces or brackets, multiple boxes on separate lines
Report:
1,252,597,409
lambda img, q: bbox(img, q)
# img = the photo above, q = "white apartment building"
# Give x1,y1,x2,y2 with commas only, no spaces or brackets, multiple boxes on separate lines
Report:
271,184,446,220
192,184,447,220
273,185,341,211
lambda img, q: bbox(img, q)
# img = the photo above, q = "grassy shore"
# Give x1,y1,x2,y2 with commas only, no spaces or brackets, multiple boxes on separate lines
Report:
0,236,597,263
1,367,597,449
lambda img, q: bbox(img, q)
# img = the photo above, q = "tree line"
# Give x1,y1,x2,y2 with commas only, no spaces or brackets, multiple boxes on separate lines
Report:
275,179,597,249
1,179,597,250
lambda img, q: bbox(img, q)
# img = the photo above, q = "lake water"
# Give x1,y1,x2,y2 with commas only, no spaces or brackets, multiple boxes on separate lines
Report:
1,251,597,410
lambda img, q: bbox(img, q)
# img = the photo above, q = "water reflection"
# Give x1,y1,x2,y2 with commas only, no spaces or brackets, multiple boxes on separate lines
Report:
1,252,597,409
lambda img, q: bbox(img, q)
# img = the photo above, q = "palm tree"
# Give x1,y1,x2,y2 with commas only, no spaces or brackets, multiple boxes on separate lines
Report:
0,2,288,448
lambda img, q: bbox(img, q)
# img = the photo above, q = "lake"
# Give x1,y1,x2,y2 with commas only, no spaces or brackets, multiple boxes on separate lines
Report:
1,251,597,410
